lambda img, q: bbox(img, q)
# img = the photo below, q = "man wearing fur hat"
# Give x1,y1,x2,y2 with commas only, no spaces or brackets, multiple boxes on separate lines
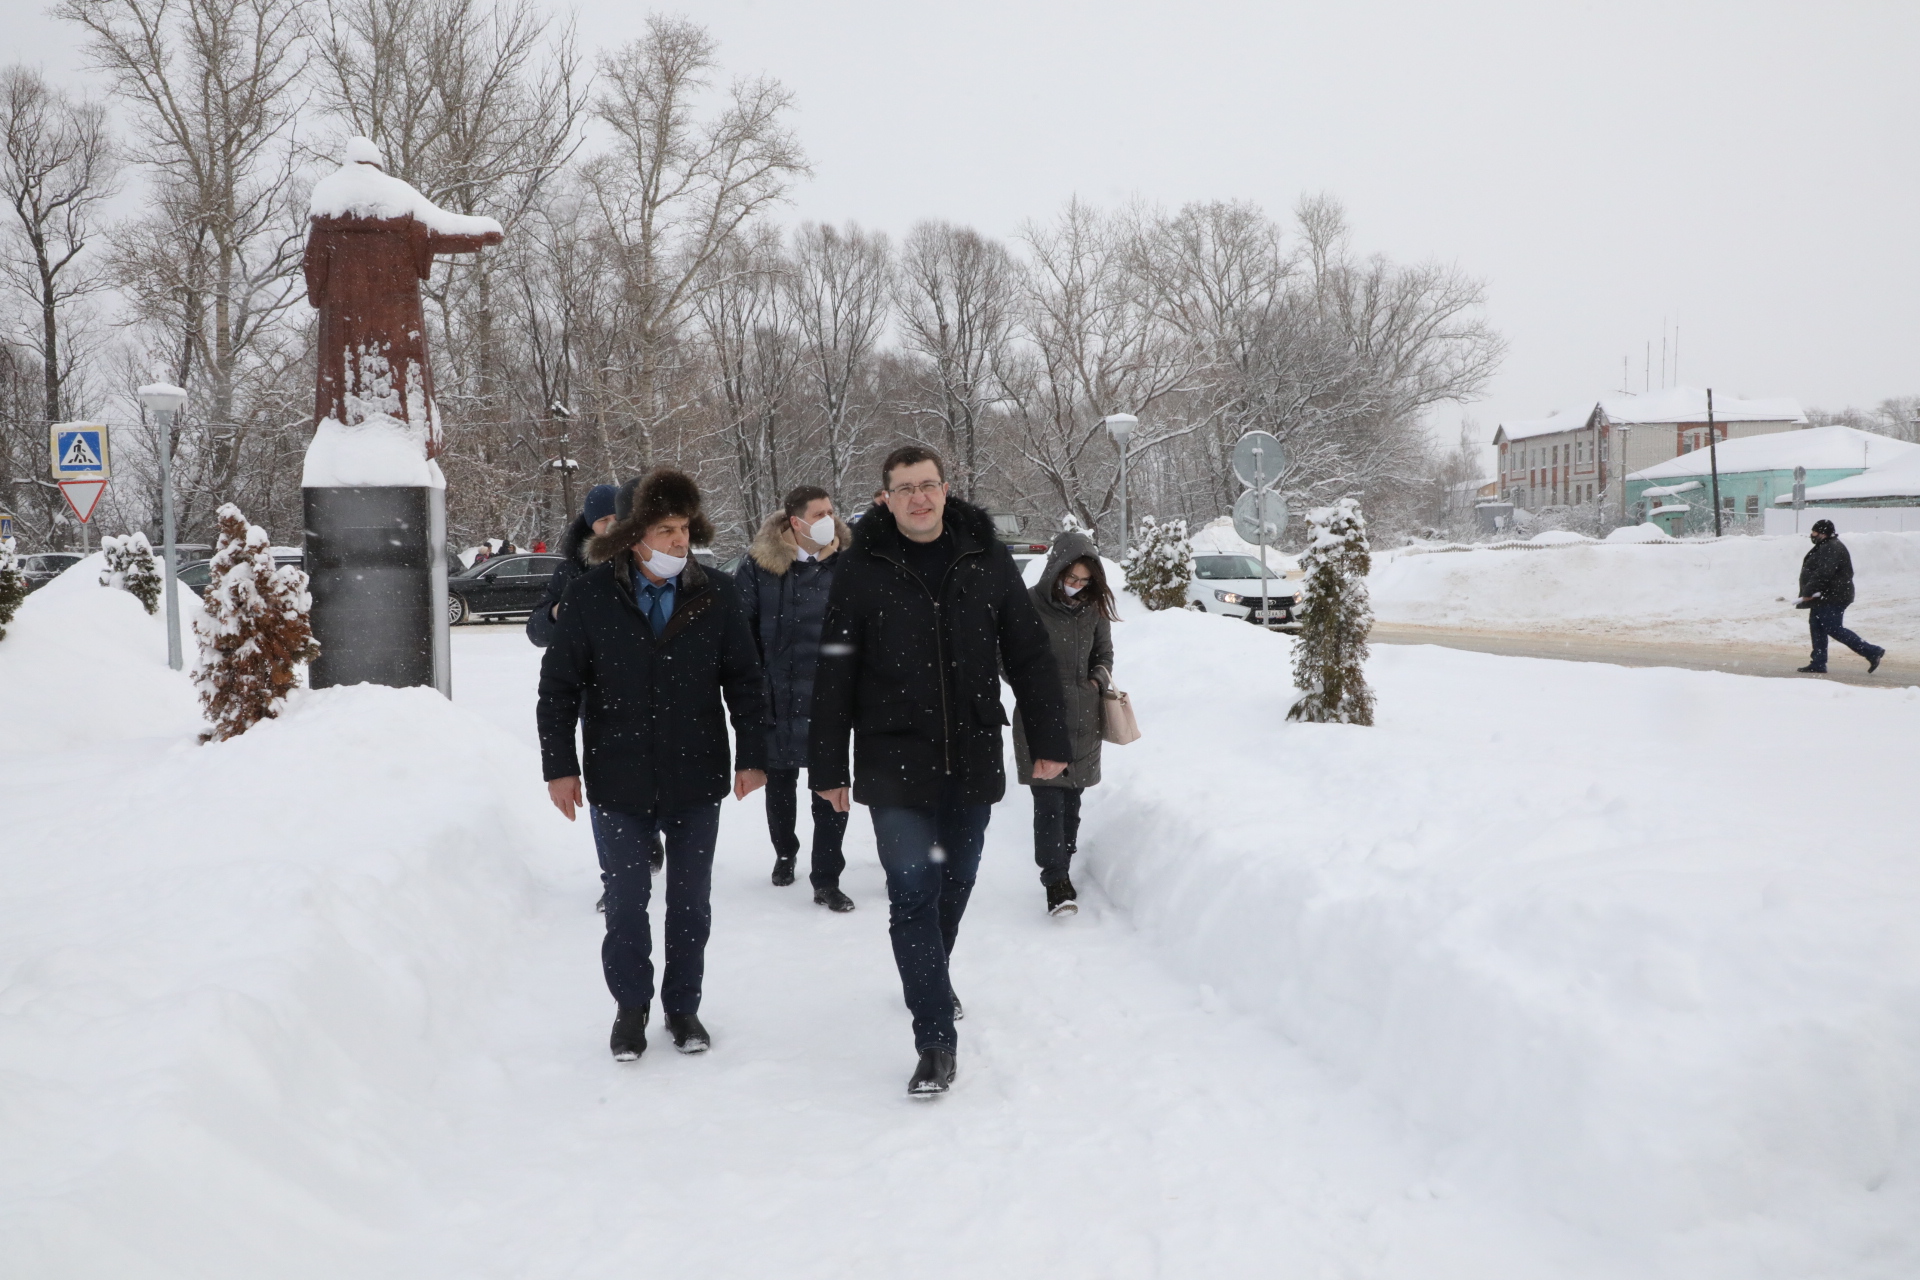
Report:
537,469,769,1062
735,486,858,910
810,445,1071,1096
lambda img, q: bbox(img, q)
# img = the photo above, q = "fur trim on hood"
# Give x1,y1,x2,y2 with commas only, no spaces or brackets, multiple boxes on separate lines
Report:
587,469,714,565
747,510,855,575
557,512,594,570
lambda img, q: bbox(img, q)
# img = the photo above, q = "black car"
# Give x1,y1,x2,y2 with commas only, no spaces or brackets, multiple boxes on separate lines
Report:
20,552,83,593
448,553,568,624
175,552,305,598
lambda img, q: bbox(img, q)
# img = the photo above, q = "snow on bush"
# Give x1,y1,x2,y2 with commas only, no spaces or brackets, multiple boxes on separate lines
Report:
193,504,319,742
1122,515,1190,611
1289,497,1374,725
98,531,162,614
0,537,26,640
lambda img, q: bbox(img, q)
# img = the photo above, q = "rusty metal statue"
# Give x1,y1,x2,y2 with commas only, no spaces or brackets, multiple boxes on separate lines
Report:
303,137,502,459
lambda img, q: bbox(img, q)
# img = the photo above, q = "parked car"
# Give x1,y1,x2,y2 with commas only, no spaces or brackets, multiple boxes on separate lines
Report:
20,552,83,593
447,552,568,624
1186,553,1302,630
175,551,305,598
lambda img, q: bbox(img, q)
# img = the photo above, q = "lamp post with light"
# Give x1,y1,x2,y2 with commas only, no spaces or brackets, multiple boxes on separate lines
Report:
138,382,188,671
1104,413,1138,560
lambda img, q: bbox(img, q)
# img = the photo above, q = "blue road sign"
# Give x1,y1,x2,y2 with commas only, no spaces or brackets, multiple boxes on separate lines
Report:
50,424,110,480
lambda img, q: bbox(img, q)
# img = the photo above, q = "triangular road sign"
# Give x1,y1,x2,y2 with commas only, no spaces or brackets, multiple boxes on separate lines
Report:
59,479,108,523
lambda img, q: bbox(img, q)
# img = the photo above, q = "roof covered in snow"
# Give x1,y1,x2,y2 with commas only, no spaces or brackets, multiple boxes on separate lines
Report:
1789,445,1920,502
308,138,503,239
1627,426,1916,482
1497,387,1807,444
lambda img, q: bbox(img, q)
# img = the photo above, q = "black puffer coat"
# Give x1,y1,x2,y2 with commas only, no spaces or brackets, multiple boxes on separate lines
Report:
536,553,768,813
1799,535,1856,609
808,498,1071,808
525,513,593,648
735,510,855,770
1013,532,1115,790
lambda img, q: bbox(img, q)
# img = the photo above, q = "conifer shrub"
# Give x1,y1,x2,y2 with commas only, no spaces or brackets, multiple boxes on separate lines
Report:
193,504,319,742
99,532,163,614
0,538,27,641
1287,497,1375,726
1121,515,1191,611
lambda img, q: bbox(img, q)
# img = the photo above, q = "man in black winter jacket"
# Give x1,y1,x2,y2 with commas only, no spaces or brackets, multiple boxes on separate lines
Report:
736,485,856,908
538,469,768,1061
1795,518,1886,674
526,483,620,648
810,445,1071,1096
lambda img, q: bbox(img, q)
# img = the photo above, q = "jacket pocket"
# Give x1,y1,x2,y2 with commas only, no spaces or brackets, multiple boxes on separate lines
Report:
971,696,1010,727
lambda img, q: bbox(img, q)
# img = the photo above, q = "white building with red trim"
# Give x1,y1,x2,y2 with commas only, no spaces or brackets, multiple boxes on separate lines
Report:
1492,387,1806,512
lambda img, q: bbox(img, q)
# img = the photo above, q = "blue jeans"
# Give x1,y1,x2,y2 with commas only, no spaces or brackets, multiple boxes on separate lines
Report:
870,784,992,1053
591,802,721,1016
1809,604,1877,668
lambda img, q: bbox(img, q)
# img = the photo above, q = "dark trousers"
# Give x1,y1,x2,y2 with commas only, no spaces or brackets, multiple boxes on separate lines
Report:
870,783,992,1053
590,802,721,1016
764,767,850,889
1809,603,1878,668
1031,785,1083,886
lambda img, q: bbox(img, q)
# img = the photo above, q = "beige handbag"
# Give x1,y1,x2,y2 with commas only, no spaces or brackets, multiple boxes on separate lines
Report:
1100,686,1141,745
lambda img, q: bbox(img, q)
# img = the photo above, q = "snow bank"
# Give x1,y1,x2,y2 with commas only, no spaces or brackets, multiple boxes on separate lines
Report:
308,140,503,239
1088,610,1920,1270
1604,522,1675,544
1370,530,1920,646
1,679,570,1274
301,414,444,488
0,552,205,748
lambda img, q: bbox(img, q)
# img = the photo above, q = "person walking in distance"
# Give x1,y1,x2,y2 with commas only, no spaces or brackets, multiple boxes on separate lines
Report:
538,470,769,1062
529,482,664,893
736,486,857,910
810,445,1071,1096
1015,533,1117,918
1795,518,1887,674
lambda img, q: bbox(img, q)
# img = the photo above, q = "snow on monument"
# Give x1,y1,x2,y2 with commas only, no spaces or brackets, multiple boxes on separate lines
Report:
300,137,502,694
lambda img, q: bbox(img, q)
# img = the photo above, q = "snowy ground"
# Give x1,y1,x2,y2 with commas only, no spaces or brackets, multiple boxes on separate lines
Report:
4,568,1918,1277
1370,530,1920,649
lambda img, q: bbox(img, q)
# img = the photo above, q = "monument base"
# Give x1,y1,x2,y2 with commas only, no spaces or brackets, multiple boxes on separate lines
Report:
303,485,450,695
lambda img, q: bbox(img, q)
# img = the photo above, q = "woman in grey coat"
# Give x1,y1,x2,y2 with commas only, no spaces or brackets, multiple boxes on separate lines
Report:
1013,531,1116,917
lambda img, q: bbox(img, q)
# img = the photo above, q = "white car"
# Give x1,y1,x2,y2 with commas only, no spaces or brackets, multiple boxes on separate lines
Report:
1186,554,1301,630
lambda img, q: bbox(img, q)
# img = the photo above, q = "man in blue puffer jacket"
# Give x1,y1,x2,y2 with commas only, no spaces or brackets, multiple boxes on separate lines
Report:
735,486,857,911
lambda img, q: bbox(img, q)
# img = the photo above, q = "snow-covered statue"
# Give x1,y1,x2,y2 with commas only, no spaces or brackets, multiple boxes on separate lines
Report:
300,137,500,696
303,137,502,461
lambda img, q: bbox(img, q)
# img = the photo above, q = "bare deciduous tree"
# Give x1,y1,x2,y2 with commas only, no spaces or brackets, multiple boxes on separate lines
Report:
788,221,890,506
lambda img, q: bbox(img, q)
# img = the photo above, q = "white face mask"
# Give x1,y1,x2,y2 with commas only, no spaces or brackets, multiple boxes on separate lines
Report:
1061,581,1085,597
805,514,835,547
641,545,687,578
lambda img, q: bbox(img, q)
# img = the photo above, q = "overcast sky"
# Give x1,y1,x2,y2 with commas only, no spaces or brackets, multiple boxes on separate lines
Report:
19,0,1920,445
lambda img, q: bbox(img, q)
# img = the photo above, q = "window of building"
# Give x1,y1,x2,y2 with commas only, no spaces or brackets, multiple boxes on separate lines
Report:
1746,495,1759,517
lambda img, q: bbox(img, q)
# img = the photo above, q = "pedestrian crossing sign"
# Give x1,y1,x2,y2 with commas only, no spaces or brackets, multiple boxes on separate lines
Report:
50,424,110,479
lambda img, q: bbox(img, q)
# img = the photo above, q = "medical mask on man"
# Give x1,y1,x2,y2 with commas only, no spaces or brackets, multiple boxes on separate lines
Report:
641,545,687,578
805,514,835,546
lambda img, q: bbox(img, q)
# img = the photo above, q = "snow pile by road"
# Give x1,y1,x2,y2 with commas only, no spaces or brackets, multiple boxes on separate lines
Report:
1,605,570,1274
1088,607,1920,1274
1369,531,1920,647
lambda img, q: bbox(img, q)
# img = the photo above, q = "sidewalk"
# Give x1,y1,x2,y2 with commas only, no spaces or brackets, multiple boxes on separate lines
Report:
1370,622,1916,688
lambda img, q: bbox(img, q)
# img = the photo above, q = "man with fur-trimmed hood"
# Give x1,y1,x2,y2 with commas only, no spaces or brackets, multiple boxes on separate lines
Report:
735,485,858,910
537,469,768,1062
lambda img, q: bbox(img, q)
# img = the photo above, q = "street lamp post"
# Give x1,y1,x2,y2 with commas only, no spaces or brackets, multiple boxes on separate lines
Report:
549,401,577,517
1104,413,1138,559
138,382,188,671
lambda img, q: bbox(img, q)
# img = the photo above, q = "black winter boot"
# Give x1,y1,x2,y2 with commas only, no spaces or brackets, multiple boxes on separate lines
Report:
1868,647,1886,674
813,885,854,912
1046,879,1079,917
907,1047,957,1096
610,1004,649,1061
666,1012,711,1054
1797,664,1826,674
772,853,797,887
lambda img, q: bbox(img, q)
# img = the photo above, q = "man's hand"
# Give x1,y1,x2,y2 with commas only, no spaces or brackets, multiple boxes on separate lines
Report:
817,786,852,813
734,769,767,800
548,776,582,821
1032,759,1069,781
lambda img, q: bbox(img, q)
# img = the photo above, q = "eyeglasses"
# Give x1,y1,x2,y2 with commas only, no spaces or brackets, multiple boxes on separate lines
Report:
888,480,946,499
1062,572,1092,586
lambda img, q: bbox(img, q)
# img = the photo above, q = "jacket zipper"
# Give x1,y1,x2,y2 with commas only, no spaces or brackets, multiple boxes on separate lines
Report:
879,541,982,777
